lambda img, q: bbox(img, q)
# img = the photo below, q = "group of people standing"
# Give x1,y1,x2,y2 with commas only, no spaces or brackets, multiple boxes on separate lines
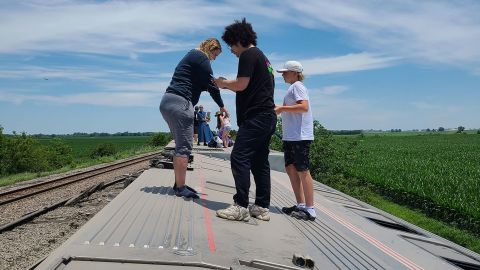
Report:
192,104,232,148
193,105,213,146
159,18,316,221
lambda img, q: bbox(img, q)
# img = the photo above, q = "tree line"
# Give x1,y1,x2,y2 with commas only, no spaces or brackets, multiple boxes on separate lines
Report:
0,126,171,177
28,131,158,138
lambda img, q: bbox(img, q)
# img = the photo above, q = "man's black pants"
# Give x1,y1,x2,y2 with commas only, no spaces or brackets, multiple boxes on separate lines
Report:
231,112,276,208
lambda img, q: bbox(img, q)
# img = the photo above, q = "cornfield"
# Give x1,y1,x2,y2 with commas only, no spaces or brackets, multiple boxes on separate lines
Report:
344,134,480,222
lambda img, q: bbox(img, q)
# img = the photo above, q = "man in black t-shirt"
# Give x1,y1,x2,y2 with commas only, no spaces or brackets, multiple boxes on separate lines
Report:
215,18,276,222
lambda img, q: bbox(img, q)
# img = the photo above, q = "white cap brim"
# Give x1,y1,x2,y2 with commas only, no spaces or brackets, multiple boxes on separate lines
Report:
276,69,288,73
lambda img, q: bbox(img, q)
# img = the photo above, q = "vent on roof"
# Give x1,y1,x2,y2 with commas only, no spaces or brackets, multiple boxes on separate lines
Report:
403,236,480,270
366,217,423,235
444,258,480,270
347,206,424,236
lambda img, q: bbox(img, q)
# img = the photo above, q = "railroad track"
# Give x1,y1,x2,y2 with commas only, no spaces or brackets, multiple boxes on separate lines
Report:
0,152,160,206
0,152,161,233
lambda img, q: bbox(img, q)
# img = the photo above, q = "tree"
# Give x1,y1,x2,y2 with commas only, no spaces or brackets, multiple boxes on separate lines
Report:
149,132,172,147
269,117,283,151
47,138,73,169
2,132,49,174
457,126,465,133
438,127,445,132
90,143,117,158
0,126,4,174
229,130,237,141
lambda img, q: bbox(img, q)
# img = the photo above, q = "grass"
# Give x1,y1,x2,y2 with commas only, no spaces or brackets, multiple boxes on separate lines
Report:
338,133,480,220
37,136,152,161
322,131,480,254
367,192,480,254
361,130,479,136
0,144,160,187
318,173,480,255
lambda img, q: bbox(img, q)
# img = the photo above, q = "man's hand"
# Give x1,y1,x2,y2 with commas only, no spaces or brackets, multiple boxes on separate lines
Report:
214,77,227,89
220,107,229,117
274,105,283,115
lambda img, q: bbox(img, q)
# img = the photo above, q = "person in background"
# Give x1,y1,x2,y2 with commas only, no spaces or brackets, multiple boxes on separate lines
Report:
274,60,316,221
214,18,276,222
216,111,232,148
193,106,199,144
216,111,223,131
160,38,228,199
197,105,211,146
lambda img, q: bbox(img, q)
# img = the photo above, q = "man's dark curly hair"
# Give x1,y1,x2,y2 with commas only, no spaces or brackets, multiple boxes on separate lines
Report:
222,18,257,47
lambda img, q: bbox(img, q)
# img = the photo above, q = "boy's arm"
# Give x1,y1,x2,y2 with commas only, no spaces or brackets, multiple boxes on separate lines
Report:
214,77,250,92
275,100,309,114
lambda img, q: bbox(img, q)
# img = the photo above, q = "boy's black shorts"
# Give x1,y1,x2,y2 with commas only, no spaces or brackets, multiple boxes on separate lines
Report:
283,140,312,172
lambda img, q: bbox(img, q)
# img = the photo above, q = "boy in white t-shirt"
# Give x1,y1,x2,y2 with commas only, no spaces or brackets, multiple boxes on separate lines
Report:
275,61,316,221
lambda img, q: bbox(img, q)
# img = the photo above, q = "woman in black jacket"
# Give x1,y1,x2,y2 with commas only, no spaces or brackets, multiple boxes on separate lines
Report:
160,38,229,198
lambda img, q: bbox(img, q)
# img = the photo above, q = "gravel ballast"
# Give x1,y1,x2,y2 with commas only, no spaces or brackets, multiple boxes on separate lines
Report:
0,160,151,270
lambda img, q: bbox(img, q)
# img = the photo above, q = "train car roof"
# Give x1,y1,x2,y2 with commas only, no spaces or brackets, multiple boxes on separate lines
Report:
35,148,480,270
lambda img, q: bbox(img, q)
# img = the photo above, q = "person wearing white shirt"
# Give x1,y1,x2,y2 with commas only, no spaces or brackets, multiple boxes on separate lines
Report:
274,61,316,221
217,112,232,148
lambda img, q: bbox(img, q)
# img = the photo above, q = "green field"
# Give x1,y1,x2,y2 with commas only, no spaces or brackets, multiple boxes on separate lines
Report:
37,136,152,160
337,133,480,221
0,135,160,187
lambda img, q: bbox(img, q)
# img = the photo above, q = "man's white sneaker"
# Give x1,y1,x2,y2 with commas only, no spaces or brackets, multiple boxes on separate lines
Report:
216,204,250,221
248,204,270,221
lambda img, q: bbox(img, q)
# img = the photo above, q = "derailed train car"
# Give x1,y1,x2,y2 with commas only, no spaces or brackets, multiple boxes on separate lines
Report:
34,149,480,270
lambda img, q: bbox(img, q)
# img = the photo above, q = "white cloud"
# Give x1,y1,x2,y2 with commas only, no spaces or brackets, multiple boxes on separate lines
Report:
306,94,397,130
103,81,169,93
273,53,398,76
2,0,479,69
1,1,479,133
306,94,474,130
0,66,157,81
0,91,161,107
315,85,348,95
0,1,237,54
63,92,161,107
129,53,139,61
410,101,462,113
0,65,170,94
286,0,480,67
410,101,440,110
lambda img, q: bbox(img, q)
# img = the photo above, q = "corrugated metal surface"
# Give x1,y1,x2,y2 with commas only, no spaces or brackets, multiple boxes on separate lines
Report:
35,153,480,270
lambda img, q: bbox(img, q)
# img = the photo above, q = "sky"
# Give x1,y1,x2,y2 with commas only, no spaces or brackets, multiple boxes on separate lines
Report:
0,0,479,134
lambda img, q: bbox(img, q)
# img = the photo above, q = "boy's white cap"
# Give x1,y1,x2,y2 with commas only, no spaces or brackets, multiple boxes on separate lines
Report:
276,61,303,73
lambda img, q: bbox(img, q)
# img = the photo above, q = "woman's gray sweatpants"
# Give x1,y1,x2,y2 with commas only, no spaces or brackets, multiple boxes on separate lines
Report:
159,92,193,157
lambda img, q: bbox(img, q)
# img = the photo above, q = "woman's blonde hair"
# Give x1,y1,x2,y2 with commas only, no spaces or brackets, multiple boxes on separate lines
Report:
298,72,305,82
198,38,222,60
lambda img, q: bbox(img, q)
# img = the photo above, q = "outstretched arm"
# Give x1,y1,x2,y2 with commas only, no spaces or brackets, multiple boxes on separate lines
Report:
214,77,250,92
275,100,309,114
207,80,225,108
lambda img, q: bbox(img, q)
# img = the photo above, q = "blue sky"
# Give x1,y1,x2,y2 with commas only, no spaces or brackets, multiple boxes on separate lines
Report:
0,0,479,134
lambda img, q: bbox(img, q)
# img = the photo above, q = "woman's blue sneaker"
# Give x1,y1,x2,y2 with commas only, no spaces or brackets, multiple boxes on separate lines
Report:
175,186,199,199
173,183,198,194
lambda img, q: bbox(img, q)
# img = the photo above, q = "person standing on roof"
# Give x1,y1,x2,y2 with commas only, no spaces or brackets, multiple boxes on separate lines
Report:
193,106,199,144
160,38,228,199
275,61,316,221
216,111,232,148
197,105,213,146
214,18,276,221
